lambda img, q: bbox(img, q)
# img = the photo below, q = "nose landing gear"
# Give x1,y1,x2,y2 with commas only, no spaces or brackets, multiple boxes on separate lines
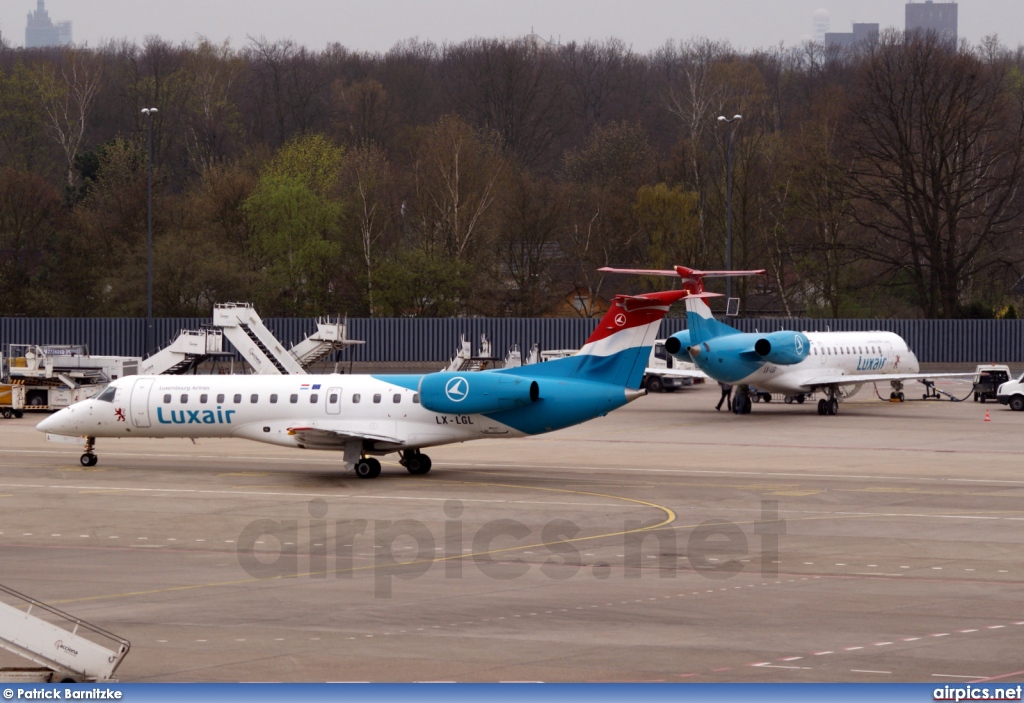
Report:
80,437,97,467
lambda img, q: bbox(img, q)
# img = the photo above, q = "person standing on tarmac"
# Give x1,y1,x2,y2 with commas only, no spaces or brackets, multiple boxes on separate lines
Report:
716,381,732,411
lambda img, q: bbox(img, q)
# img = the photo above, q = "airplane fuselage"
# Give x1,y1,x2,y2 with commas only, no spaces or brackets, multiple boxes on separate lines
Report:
38,372,634,453
692,330,919,396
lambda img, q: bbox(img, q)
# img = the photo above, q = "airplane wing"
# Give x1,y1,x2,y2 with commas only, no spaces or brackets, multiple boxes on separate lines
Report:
287,426,403,449
797,372,976,390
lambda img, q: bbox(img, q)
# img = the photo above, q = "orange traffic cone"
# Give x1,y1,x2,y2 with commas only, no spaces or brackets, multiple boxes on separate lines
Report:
984,410,991,422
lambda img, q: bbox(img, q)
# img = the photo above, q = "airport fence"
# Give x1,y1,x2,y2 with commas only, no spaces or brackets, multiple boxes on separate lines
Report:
1,316,1022,364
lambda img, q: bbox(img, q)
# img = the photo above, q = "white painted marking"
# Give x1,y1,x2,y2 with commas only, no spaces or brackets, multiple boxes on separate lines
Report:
852,670,892,674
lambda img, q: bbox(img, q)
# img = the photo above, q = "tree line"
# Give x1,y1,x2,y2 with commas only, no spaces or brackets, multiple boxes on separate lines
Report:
1,30,1023,320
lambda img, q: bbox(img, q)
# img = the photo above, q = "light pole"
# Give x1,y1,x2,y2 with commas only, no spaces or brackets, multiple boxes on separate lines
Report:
141,107,158,355
717,114,742,303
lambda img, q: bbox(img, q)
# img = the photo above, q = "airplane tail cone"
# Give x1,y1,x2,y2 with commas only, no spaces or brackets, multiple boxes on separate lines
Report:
984,409,991,422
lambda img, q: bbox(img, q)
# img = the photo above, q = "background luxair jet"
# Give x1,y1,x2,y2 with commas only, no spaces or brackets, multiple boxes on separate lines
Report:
37,289,685,476
600,266,971,417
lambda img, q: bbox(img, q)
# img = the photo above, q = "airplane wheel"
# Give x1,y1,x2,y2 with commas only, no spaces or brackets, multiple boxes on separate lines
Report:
80,454,97,467
355,459,381,479
897,392,905,402
784,396,793,404
407,454,432,475
818,399,827,416
828,398,839,416
796,394,805,404
760,393,771,403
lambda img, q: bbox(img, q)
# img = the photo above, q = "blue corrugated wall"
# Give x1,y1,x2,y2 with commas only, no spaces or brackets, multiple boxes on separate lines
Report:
1,317,1021,363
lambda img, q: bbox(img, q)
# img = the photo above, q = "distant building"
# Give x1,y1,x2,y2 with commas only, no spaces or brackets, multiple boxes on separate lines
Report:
812,9,830,44
25,0,72,49
905,1,957,44
825,23,879,49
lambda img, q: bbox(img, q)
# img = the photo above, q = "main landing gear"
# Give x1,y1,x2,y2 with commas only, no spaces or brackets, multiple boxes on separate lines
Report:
816,388,840,416
354,457,381,479
889,380,906,402
80,436,97,467
352,451,433,479
400,450,432,475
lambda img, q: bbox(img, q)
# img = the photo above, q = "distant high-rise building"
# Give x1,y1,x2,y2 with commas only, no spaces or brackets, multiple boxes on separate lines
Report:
812,9,830,44
905,1,957,44
25,0,72,48
825,23,880,49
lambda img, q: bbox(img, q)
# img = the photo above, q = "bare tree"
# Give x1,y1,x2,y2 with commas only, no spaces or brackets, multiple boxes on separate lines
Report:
845,31,1024,317
38,48,103,188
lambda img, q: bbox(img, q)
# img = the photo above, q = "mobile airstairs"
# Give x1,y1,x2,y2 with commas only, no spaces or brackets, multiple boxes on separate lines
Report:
0,583,129,683
139,328,226,376
213,303,364,375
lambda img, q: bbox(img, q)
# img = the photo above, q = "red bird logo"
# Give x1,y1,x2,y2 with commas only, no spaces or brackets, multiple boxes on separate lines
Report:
893,355,901,369
114,408,126,422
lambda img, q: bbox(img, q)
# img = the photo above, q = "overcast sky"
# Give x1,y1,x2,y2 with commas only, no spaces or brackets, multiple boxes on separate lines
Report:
2,1,1022,53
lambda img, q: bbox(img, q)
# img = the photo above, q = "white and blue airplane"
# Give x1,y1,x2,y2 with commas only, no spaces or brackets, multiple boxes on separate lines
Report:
37,289,685,476
600,266,972,416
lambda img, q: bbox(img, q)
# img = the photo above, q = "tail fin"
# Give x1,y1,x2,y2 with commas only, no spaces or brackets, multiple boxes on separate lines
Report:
574,290,686,389
675,270,742,346
508,290,685,389
598,265,765,346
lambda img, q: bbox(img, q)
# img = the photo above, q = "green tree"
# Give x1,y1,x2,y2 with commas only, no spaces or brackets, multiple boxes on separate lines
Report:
243,174,342,315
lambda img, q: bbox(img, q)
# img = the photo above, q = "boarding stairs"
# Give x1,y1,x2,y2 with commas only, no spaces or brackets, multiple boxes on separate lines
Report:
139,328,225,375
213,303,363,375
0,583,130,683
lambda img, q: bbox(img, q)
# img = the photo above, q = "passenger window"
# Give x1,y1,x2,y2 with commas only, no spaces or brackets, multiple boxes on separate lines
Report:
373,394,382,404
180,394,188,403
217,394,225,403
413,394,420,404
250,394,258,403
163,394,171,403
393,394,401,403
329,393,338,404
270,394,278,403
96,386,118,403
234,394,242,403
290,394,298,403
200,394,208,404
352,394,361,403
310,394,318,403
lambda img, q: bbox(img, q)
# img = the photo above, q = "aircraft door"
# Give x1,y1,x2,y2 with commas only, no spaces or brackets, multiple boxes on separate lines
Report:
129,378,154,428
326,387,342,415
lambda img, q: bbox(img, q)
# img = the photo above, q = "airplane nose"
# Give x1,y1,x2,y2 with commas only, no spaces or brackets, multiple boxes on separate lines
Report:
36,407,73,434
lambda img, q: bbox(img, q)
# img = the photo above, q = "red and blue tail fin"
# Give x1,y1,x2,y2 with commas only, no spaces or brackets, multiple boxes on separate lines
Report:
598,265,765,346
509,290,685,389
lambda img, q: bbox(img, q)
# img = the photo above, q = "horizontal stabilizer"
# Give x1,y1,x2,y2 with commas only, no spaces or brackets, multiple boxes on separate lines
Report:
598,266,765,279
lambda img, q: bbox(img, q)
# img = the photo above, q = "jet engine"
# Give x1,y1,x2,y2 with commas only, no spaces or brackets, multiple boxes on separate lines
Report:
753,331,810,366
418,372,540,415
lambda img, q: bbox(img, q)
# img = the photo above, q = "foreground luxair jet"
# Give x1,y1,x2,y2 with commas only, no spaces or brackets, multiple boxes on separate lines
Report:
37,290,685,475
600,266,972,416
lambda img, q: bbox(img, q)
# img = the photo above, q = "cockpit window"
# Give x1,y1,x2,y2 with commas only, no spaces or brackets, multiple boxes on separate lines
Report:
95,386,117,403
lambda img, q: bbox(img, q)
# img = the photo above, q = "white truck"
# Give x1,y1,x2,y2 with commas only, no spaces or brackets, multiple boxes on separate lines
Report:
2,344,139,414
996,370,1024,411
642,339,707,393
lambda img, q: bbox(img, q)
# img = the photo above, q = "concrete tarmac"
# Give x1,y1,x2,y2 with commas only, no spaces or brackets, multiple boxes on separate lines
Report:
1,377,1022,682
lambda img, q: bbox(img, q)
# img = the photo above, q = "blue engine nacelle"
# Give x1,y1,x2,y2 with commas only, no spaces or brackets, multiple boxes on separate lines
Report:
663,330,691,359
753,331,810,365
418,372,540,415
